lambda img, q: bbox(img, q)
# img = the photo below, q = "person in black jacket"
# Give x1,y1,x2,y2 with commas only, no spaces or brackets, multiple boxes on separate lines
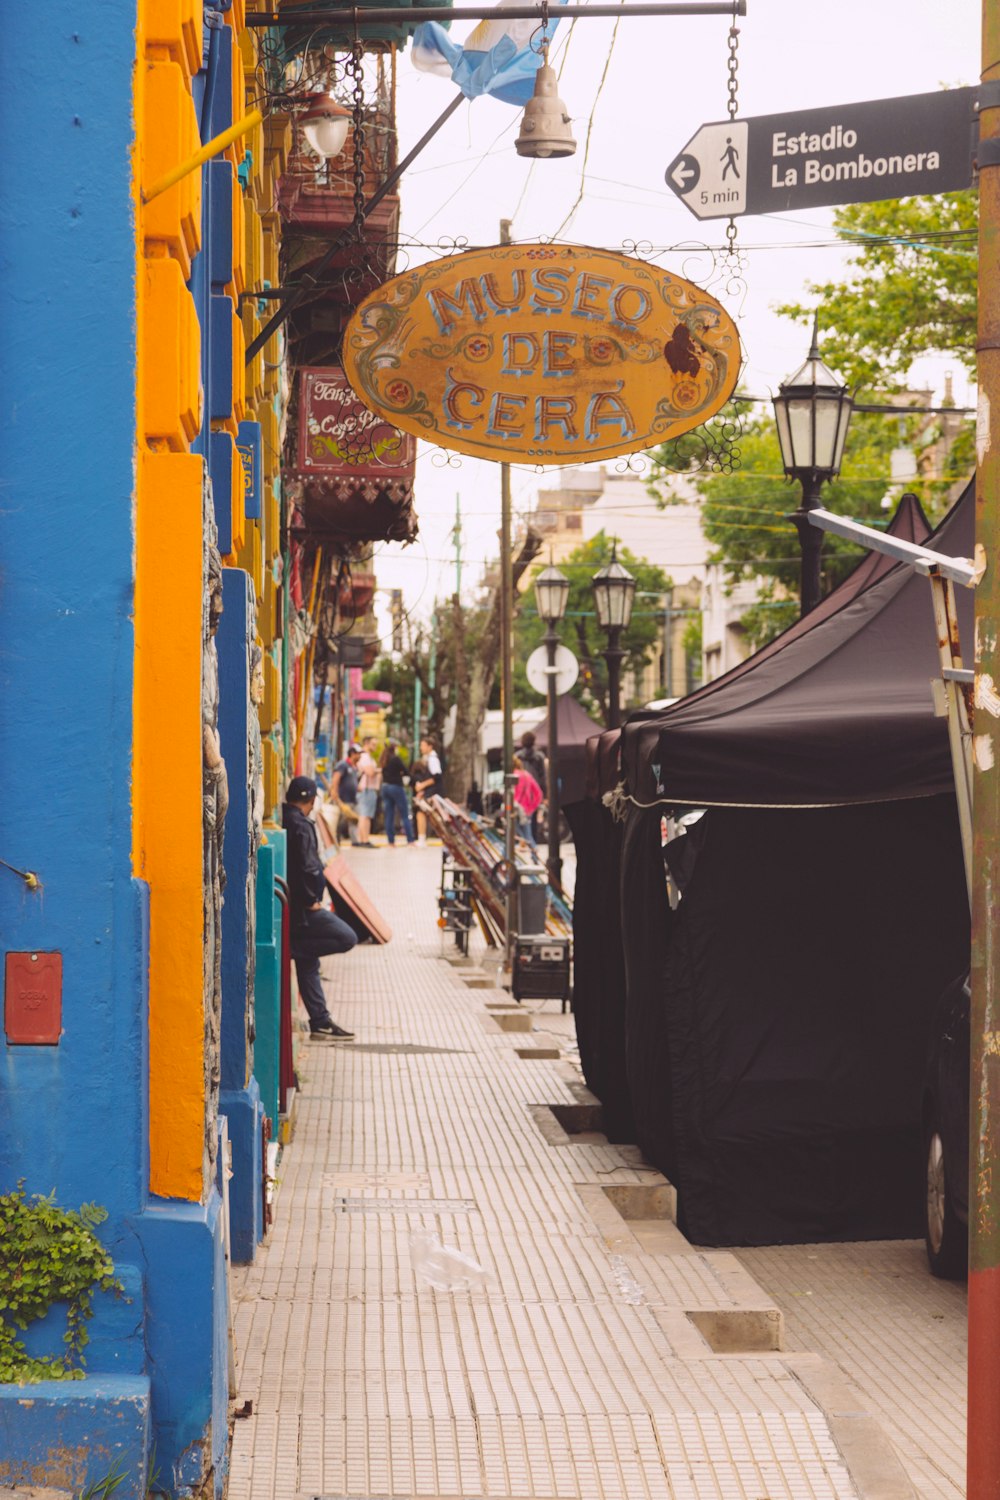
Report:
282,776,357,1039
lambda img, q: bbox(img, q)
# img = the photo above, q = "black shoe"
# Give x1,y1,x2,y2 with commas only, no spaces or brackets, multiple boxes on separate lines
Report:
310,1021,355,1040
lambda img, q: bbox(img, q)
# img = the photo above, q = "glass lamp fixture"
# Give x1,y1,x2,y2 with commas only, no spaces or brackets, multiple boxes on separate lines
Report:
772,315,854,484
534,562,570,623
591,546,636,631
301,94,352,160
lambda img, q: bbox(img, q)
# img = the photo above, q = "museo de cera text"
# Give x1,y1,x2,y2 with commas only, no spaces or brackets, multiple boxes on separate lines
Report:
341,244,741,467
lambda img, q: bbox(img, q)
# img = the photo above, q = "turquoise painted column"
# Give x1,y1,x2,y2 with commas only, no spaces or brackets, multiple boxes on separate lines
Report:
254,842,282,1129
218,568,264,1263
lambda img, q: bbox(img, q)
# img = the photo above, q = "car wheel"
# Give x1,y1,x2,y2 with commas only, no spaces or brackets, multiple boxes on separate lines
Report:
925,1120,967,1279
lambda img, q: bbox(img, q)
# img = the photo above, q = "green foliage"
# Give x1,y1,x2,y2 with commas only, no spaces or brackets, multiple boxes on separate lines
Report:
0,1183,123,1384
513,533,671,718
650,405,971,650
778,190,977,392
78,1459,128,1500
681,611,703,663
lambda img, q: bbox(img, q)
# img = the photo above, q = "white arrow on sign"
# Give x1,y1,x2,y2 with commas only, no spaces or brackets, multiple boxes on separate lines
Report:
665,120,748,219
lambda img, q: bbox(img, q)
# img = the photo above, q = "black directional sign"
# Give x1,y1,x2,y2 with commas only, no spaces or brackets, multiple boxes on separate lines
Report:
666,87,977,220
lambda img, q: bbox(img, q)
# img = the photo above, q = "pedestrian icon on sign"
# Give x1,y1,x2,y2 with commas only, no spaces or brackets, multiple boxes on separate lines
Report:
720,136,740,180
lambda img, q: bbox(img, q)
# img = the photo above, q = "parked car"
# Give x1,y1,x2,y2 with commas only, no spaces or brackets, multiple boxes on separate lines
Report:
922,972,970,1278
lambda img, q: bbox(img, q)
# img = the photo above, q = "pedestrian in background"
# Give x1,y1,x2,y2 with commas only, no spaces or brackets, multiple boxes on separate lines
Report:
329,743,361,845
411,753,433,844
518,730,548,842
380,741,416,847
356,735,381,847
512,755,542,848
420,736,444,796
282,776,357,1039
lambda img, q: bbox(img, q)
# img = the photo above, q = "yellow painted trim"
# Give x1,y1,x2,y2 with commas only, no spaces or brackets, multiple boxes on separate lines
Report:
133,1,208,1203
134,451,207,1203
143,107,263,203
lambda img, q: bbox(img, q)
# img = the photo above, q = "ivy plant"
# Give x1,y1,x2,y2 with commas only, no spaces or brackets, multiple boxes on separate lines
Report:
0,1182,123,1383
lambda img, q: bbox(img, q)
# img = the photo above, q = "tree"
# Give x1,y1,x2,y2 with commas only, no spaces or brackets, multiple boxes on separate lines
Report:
513,533,671,720
650,404,972,649
650,187,979,650
778,190,977,393
374,530,543,802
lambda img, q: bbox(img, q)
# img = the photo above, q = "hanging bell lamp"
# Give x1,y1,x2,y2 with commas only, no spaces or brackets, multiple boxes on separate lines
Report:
515,48,576,160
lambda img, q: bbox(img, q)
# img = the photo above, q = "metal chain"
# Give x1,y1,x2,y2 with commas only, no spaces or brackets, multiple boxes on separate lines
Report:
348,40,367,238
725,9,739,254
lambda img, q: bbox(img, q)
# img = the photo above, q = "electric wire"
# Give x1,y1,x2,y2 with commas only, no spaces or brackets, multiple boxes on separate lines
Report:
551,9,623,237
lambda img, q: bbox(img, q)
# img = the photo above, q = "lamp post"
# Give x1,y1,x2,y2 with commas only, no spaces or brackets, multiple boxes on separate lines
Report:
534,562,570,890
591,543,636,729
772,314,854,617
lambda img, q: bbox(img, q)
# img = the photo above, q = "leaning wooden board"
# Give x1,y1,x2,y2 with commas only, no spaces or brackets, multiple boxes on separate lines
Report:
324,858,393,944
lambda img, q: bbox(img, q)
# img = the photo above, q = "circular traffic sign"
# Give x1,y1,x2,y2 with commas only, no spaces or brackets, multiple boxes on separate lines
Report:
526,644,579,697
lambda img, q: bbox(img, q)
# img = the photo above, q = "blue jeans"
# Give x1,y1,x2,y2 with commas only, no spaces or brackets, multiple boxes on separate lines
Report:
290,907,358,1028
382,783,415,844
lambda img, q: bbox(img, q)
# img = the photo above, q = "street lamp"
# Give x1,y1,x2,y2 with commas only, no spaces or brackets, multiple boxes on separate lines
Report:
591,543,636,730
301,94,352,160
772,313,854,616
534,562,570,890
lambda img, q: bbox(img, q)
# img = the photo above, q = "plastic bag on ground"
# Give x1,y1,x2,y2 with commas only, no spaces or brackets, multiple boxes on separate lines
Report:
409,1230,491,1290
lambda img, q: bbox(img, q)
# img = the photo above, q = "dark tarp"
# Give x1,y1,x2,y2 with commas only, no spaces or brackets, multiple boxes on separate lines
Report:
527,694,603,807
574,486,974,1244
564,797,635,1142
622,795,968,1245
621,489,968,807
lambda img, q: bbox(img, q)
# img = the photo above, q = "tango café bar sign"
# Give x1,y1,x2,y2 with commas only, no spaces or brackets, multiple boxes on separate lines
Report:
297,365,415,481
341,244,740,466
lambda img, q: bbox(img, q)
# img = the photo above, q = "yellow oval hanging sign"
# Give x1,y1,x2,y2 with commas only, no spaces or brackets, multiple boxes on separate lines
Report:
341,243,740,467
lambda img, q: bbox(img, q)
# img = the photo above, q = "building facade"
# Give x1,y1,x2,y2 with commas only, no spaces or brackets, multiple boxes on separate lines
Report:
0,3,289,1491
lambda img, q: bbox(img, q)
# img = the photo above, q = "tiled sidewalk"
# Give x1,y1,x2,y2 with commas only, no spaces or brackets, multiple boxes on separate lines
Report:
737,1240,966,1500
229,847,884,1500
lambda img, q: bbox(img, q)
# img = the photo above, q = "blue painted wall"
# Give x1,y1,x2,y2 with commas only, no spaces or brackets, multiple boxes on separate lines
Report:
0,6,153,1493
0,3,143,1222
0,6,233,1495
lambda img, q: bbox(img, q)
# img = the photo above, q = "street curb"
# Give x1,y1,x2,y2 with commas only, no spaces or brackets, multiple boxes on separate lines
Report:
786,1354,918,1500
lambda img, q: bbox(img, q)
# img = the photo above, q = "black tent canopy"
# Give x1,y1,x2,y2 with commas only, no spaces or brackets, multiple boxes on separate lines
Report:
620,488,971,808
526,693,603,807
573,487,973,1245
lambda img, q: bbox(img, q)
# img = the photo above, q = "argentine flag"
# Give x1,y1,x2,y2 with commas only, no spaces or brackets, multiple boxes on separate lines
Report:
411,0,569,107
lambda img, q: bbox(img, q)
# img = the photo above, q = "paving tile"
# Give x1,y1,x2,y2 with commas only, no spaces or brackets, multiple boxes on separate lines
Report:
230,846,871,1500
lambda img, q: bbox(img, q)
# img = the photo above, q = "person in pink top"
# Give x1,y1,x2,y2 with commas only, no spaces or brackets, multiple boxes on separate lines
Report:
512,755,542,848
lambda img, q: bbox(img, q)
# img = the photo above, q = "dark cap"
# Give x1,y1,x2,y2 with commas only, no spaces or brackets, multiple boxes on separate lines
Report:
286,775,318,803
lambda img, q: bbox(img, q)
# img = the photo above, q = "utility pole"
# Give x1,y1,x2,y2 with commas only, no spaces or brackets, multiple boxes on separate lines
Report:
970,8,1000,1496
499,217,518,975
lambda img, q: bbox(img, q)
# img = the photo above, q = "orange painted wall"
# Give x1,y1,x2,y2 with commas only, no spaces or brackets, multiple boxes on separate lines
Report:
133,0,208,1203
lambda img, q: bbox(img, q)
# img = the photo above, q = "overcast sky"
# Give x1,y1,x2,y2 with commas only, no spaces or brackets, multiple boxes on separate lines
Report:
367,0,981,638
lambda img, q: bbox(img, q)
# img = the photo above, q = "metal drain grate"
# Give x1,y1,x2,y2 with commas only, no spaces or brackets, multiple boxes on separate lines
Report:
343,1042,471,1055
332,1197,477,1213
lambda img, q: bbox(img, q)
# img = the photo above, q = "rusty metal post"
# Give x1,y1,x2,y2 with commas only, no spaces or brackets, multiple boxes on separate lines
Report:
969,7,1000,1495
